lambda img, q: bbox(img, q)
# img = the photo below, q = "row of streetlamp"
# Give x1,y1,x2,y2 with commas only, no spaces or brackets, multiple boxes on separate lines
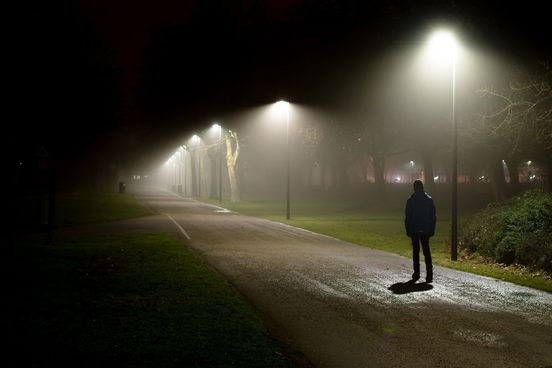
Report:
165,124,225,203
164,29,460,260
165,101,291,214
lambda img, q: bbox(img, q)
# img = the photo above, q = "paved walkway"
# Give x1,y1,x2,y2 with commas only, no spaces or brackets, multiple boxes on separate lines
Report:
108,189,552,368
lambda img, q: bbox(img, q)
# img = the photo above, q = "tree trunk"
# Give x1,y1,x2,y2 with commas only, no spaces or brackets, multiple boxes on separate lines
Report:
321,163,327,190
227,164,240,202
199,151,206,197
225,131,241,202
489,160,506,201
305,165,312,188
338,161,348,189
373,153,385,196
190,152,197,196
468,169,477,184
505,158,521,194
363,159,369,183
332,162,340,189
210,152,217,198
422,150,435,193
546,159,552,192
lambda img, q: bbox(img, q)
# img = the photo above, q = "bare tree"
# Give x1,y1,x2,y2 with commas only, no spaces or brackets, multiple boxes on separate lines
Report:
355,118,402,196
476,62,552,192
225,129,241,202
362,124,391,192
462,113,510,200
316,119,354,191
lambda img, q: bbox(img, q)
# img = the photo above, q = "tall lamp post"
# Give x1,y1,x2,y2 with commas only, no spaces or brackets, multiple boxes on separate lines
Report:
176,150,182,194
191,134,201,198
180,145,188,196
275,101,291,220
426,30,458,261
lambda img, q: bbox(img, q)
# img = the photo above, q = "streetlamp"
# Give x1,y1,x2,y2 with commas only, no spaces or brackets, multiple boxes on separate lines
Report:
275,100,291,220
425,30,459,261
212,123,223,203
191,134,201,197
174,150,183,194
179,146,188,196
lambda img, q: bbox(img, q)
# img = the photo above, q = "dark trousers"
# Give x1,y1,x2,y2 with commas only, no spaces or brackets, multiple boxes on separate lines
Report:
411,234,433,276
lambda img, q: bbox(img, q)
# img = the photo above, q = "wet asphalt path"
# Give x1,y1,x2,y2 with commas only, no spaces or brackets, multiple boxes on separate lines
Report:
133,189,552,368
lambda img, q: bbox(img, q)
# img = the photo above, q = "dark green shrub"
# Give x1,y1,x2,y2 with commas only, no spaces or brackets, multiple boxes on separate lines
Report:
516,232,552,272
459,190,552,271
495,234,518,264
459,204,503,259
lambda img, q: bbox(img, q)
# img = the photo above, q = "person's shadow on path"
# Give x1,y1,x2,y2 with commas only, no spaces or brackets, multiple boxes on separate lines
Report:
388,279,433,294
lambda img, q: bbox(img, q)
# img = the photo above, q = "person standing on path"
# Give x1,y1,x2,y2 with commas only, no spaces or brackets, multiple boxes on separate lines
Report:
405,180,436,283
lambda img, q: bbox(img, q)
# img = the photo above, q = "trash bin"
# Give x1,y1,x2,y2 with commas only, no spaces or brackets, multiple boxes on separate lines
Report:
118,182,126,193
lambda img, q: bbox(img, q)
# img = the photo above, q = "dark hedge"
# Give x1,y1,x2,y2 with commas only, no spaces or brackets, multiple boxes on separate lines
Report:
459,190,552,272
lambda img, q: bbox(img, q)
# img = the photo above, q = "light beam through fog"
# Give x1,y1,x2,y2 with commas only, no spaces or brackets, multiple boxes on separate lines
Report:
129,24,549,227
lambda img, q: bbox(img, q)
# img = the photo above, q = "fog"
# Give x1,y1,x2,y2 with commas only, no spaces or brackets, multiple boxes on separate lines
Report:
12,0,551,229
124,37,550,212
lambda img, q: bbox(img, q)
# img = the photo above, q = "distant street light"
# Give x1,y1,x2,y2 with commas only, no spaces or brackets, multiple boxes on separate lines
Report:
425,29,459,261
275,100,291,220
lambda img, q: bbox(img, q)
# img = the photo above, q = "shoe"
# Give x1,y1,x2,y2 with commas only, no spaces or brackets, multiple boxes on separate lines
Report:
426,275,433,283
412,273,420,281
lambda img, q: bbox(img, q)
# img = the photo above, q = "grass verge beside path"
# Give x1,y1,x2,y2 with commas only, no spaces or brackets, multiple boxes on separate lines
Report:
14,232,293,367
12,192,294,367
56,191,153,225
199,198,552,292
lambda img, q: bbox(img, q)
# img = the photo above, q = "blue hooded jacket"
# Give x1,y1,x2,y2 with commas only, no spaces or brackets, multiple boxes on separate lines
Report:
404,190,436,236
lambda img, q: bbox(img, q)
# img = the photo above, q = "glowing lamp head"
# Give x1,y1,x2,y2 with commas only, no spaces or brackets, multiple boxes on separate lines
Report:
210,123,223,138
275,100,290,110
274,100,290,116
425,30,458,61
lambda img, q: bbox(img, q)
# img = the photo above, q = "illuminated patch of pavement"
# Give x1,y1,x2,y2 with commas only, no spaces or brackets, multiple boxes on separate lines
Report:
286,263,552,327
453,328,506,348
204,229,551,327
291,271,352,299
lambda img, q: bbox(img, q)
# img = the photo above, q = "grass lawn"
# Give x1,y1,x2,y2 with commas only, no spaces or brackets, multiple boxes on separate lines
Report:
56,191,153,225
11,192,294,367
200,198,552,292
14,232,292,367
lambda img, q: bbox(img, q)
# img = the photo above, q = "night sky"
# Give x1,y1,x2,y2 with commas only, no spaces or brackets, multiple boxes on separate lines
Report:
10,0,551,178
